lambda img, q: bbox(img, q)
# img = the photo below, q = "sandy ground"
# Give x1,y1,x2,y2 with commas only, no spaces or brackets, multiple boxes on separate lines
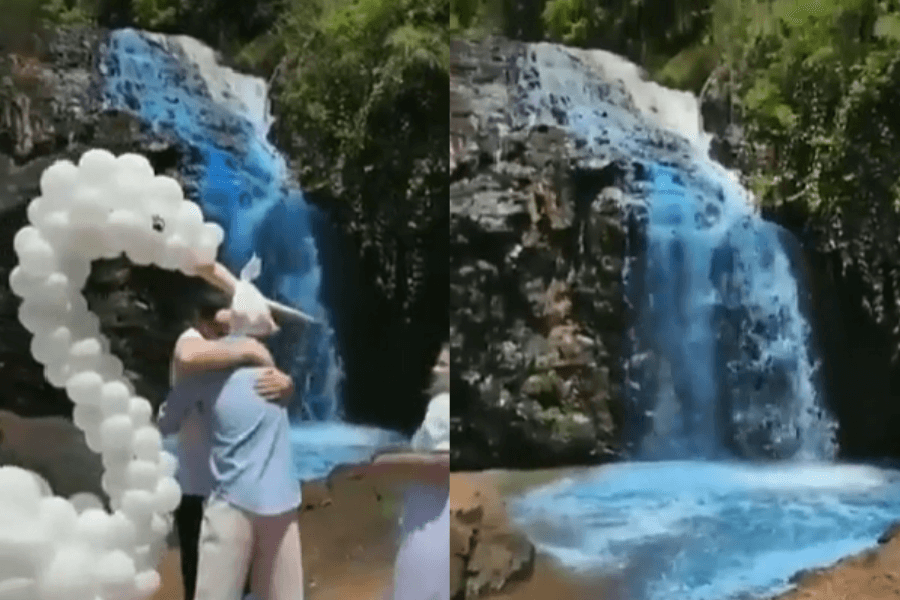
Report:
770,532,900,600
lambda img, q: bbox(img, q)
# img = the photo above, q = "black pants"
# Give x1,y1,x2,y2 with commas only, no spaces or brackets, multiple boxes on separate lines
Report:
174,494,253,600
175,494,204,600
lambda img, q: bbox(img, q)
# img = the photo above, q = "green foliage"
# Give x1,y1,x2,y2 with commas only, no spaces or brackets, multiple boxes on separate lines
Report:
709,0,900,216
276,0,448,187
131,0,177,29
43,0,96,25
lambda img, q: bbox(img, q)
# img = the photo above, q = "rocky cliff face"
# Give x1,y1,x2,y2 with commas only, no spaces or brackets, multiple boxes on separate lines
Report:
0,27,444,432
450,38,641,469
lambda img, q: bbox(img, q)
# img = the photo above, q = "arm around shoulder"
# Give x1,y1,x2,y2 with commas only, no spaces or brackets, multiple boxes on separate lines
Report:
174,336,274,378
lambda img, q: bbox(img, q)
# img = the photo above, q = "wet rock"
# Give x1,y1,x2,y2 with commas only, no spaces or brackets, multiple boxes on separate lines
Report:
451,38,633,470
465,531,536,597
451,478,536,599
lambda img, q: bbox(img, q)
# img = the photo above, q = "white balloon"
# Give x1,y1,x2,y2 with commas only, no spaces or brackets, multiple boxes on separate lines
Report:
101,468,128,500
78,148,118,181
83,426,104,454
44,361,70,388
159,233,189,271
133,569,161,600
32,272,70,309
40,211,73,254
37,543,98,600
95,549,137,598
57,256,89,291
0,467,43,514
125,225,157,266
0,577,38,600
75,508,113,550
19,300,69,333
18,300,69,334
132,427,162,462
39,159,79,204
115,153,154,182
120,490,154,529
67,371,105,406
70,493,105,514
105,209,144,253
128,397,153,428
69,221,109,259
174,201,204,242
18,234,58,277
13,226,41,256
8,266,42,298
30,472,52,498
27,196,49,228
39,497,79,543
156,451,178,479
107,511,137,553
101,414,135,454
0,519,50,582
101,382,131,417
153,477,181,514
146,175,184,212
125,460,159,495
66,338,103,375
70,186,110,225
72,404,103,434
192,238,218,266
202,222,225,247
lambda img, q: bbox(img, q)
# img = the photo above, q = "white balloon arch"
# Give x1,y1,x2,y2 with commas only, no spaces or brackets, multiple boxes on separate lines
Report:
2,149,226,600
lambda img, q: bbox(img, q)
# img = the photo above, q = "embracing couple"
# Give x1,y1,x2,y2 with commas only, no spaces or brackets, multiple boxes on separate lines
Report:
157,284,303,600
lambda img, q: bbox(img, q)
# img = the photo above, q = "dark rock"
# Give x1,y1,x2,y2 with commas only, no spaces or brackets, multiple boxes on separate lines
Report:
450,38,630,470
879,520,900,544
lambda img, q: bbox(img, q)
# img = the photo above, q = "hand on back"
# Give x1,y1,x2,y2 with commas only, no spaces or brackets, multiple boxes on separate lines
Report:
254,367,295,404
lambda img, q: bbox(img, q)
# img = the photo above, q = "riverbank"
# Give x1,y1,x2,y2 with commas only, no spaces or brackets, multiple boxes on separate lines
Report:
768,525,900,600
450,466,900,600
450,469,610,599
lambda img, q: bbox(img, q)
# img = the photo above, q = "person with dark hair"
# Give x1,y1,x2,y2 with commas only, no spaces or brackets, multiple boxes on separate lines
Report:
168,285,294,600
160,285,304,600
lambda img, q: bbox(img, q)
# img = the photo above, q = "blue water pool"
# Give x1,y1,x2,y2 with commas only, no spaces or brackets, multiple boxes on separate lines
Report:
511,461,900,600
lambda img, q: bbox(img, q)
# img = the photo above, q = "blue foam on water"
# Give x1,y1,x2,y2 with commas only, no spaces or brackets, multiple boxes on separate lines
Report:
512,462,900,600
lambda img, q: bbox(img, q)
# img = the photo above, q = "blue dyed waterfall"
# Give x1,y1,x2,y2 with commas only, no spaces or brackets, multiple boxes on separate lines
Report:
510,43,836,460
100,29,341,421
507,44,900,600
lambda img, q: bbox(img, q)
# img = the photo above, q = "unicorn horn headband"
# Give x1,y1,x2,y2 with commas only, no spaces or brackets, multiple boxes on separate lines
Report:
195,261,317,324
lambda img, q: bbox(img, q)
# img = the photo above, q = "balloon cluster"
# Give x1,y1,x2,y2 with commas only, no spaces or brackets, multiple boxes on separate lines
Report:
4,149,225,600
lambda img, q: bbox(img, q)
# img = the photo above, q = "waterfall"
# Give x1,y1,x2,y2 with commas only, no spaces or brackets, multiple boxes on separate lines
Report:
511,43,837,460
99,29,343,421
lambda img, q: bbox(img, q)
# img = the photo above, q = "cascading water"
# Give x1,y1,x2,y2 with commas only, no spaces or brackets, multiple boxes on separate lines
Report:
101,29,404,479
508,43,900,600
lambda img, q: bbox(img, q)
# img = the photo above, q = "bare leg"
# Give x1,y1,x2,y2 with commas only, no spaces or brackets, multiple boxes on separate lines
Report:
250,509,304,600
